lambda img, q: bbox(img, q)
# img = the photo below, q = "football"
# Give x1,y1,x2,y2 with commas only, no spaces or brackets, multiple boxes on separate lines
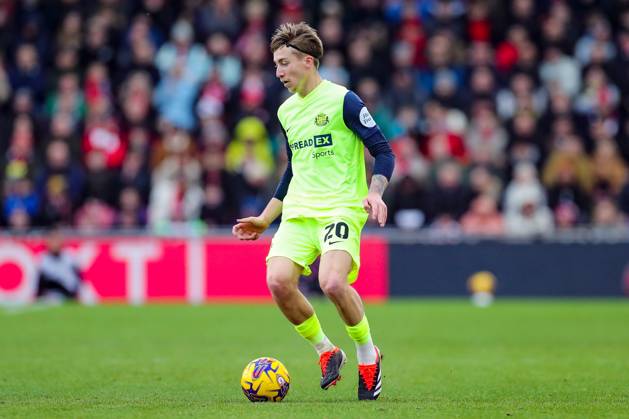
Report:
240,357,291,402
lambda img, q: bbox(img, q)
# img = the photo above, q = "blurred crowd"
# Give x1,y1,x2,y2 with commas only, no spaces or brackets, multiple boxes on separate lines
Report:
1,0,628,238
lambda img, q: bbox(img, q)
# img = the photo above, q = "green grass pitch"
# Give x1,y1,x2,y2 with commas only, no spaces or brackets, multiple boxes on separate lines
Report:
1,299,628,418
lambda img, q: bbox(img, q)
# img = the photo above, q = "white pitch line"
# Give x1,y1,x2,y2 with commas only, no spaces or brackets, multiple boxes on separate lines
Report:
1,302,61,316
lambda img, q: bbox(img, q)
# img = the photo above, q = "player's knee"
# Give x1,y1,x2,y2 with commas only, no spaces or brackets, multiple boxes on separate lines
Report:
319,274,347,300
266,272,295,299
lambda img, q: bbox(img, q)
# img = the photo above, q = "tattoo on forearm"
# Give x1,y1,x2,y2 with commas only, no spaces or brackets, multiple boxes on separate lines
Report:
369,175,388,196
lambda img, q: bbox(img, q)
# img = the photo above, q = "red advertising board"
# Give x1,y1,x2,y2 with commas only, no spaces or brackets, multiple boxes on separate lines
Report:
0,236,388,304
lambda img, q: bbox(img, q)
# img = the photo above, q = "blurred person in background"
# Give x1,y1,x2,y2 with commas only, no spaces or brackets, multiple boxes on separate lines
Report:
36,140,85,227
204,31,243,90
539,44,581,99
591,196,627,233
544,155,592,228
36,228,81,302
496,72,548,121
9,43,44,103
504,162,554,238
505,110,543,173
119,71,155,129
200,141,242,227
115,186,147,229
590,138,627,198
148,130,203,231
225,116,275,216
3,114,38,185
319,49,350,87
74,197,116,232
45,72,85,124
426,159,472,224
575,12,617,66
419,100,467,163
574,65,620,118
117,148,151,204
465,101,508,170
388,174,427,230
82,97,126,170
47,111,82,160
196,0,241,40
460,193,504,237
153,19,210,131
417,31,465,98
468,164,503,202
3,177,39,230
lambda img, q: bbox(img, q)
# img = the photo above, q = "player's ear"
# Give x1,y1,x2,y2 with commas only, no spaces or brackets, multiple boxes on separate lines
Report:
305,55,315,68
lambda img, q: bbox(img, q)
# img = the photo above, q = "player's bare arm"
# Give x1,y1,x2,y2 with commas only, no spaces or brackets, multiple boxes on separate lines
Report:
233,198,283,240
363,174,389,227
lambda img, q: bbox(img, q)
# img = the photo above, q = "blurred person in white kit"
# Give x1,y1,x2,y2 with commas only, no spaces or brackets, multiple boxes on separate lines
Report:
36,227,82,301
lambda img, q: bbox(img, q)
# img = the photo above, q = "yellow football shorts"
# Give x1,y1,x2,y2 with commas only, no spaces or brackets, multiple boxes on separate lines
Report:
266,214,368,284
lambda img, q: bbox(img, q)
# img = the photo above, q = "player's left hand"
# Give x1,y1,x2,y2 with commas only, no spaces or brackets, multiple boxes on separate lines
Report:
363,192,388,227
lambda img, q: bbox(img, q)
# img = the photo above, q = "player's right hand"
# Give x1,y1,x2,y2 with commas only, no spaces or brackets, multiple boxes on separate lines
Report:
232,217,270,240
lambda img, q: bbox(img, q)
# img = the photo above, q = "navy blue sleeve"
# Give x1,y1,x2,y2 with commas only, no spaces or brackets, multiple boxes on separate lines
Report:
343,91,395,181
273,127,293,201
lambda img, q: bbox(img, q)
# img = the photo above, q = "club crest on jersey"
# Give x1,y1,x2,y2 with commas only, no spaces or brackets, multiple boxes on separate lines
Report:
314,113,329,126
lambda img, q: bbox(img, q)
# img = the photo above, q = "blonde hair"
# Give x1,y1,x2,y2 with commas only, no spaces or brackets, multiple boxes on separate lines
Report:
270,22,324,67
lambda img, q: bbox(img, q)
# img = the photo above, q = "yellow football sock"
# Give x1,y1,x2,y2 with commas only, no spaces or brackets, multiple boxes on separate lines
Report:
294,313,325,344
345,315,371,345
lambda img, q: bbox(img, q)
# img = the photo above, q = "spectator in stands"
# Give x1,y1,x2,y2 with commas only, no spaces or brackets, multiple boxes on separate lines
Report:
590,138,627,197
465,102,508,169
0,1,626,235
204,31,243,90
575,12,617,66
574,65,621,118
460,193,504,236
539,44,581,99
9,43,44,103
591,197,626,232
74,197,116,232
36,140,85,227
3,114,37,184
545,156,592,227
389,175,427,230
496,72,547,121
153,19,210,130
504,162,554,238
200,142,242,226
148,131,203,229
115,186,147,229
427,159,472,223
3,178,38,231
225,116,275,216
468,164,503,202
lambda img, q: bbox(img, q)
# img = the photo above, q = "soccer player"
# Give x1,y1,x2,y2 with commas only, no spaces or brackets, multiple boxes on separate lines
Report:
232,22,394,401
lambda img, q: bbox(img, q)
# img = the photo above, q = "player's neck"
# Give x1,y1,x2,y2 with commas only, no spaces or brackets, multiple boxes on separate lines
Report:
296,73,323,98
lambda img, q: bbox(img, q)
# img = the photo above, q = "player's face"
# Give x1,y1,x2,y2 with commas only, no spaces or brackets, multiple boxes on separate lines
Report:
273,46,311,94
